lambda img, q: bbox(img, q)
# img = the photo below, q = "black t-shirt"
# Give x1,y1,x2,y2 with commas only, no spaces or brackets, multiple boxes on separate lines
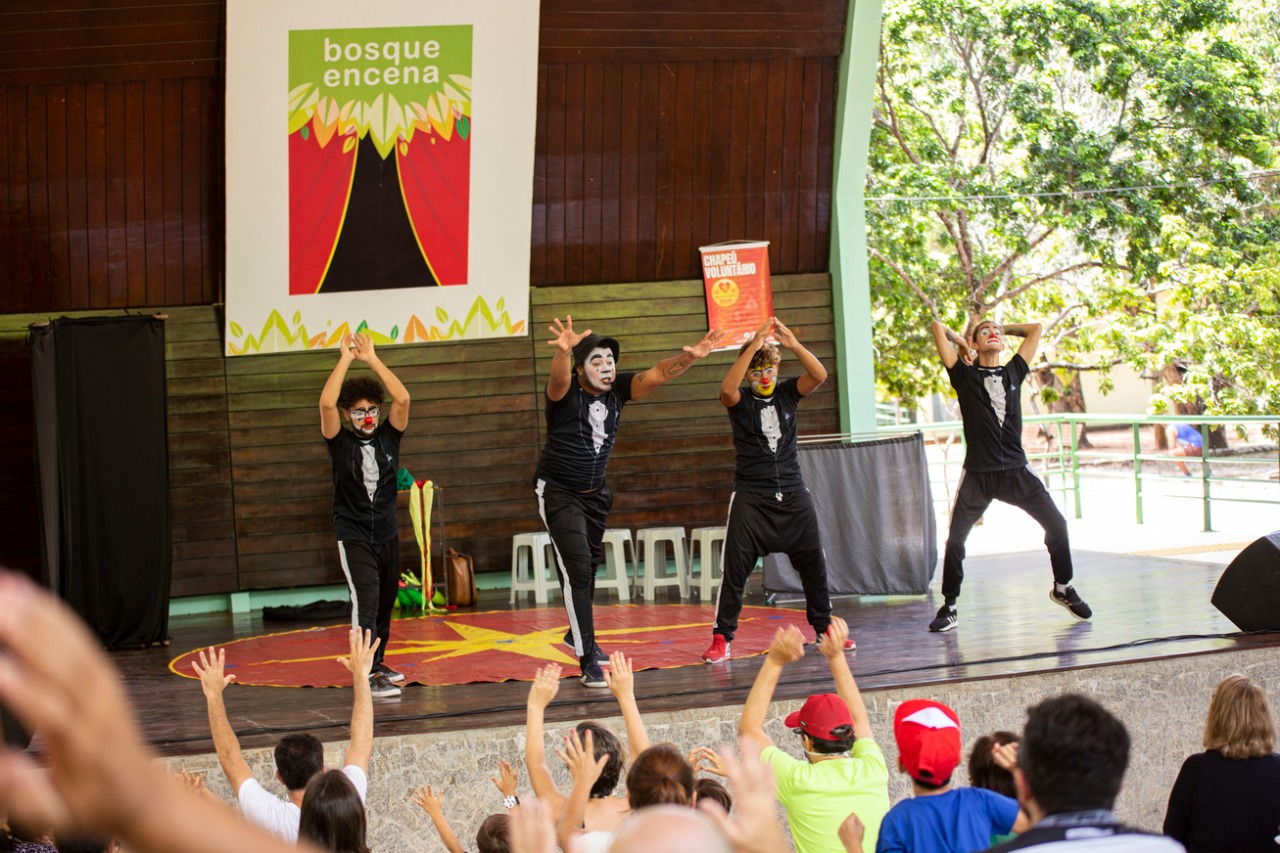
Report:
947,354,1030,472
326,422,403,543
1163,750,1280,852
535,372,636,491
727,377,805,494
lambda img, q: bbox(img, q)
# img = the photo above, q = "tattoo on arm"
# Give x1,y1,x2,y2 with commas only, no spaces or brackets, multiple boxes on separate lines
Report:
660,354,695,379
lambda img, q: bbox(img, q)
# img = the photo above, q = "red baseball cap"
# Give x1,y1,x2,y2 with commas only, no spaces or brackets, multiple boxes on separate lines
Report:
894,699,962,784
784,694,853,741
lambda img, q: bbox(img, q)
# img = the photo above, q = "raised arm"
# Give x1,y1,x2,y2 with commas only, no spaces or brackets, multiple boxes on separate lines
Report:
605,652,650,758
929,321,970,370
545,316,591,402
349,334,410,431
337,628,377,772
738,625,806,750
524,664,567,814
320,337,358,439
554,729,608,853
721,318,774,407
818,618,872,741
1004,322,1043,363
191,647,254,794
773,318,826,397
631,328,725,400
412,785,466,853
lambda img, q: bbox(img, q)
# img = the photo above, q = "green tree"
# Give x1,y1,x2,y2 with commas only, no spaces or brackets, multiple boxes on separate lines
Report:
867,0,1275,411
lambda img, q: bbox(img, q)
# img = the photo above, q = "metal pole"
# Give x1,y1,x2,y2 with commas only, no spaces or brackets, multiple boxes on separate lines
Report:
1132,421,1143,525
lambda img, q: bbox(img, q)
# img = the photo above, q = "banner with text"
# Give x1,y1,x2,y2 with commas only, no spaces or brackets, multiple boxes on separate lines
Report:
699,241,773,350
225,0,538,355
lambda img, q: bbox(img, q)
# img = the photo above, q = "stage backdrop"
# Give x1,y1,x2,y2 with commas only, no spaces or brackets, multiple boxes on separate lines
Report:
224,0,538,356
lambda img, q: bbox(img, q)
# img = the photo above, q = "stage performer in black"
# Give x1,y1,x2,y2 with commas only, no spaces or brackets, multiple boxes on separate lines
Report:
927,318,1091,633
701,317,854,664
536,316,723,687
320,332,411,698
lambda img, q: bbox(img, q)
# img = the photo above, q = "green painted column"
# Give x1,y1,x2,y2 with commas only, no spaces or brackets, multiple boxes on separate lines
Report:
829,0,884,435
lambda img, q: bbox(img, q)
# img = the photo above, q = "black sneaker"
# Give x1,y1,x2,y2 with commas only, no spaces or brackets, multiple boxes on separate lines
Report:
563,632,609,665
928,605,957,633
1050,586,1092,620
375,663,405,683
580,657,608,689
368,672,402,698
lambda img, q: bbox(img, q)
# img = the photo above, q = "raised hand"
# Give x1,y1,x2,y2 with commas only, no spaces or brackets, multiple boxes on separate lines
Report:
772,317,800,350
766,625,807,666
528,663,563,709
698,738,790,853
411,784,446,818
688,745,728,777
837,812,866,853
603,651,635,701
337,628,379,682
683,328,726,359
547,316,591,354
491,760,519,798
817,617,850,661
192,647,236,697
555,728,608,792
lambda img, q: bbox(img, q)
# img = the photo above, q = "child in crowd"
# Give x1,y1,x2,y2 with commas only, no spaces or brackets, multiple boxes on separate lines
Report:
876,700,1026,853
413,760,520,853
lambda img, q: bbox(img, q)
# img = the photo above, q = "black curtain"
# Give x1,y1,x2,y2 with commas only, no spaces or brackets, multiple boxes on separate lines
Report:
28,316,171,648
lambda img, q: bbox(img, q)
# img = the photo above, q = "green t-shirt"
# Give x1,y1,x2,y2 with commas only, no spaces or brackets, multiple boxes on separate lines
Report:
764,738,891,853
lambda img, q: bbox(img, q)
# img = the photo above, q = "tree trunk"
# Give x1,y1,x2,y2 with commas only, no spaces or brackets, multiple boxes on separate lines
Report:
1159,363,1228,450
1033,367,1092,449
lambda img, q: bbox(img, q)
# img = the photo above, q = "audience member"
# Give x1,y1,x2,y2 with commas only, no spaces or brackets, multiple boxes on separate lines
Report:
1162,674,1280,852
413,760,519,853
739,617,890,853
989,693,1182,851
191,628,376,842
524,652,648,833
1166,424,1203,477
0,570,316,853
612,806,731,853
298,769,370,853
695,778,733,814
876,700,1024,852
968,731,1020,799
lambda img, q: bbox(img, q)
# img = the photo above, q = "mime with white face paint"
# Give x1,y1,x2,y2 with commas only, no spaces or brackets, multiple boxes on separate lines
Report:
701,317,851,665
319,332,412,698
535,316,723,688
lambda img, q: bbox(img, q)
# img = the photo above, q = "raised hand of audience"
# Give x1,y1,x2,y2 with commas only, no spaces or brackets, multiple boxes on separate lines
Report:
411,784,447,819
492,759,519,799
767,625,807,666
699,738,790,853
192,646,235,696
689,745,729,777
837,813,865,853
337,627,379,682
817,617,850,660
0,570,315,853
604,651,635,700
992,740,1019,771
528,663,562,709
557,728,608,793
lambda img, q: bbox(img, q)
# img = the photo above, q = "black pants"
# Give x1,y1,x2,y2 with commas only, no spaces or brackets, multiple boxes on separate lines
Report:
714,489,833,641
338,537,400,669
942,466,1073,599
535,478,612,663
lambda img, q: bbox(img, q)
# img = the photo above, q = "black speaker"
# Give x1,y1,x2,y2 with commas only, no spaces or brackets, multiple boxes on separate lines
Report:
1212,532,1280,632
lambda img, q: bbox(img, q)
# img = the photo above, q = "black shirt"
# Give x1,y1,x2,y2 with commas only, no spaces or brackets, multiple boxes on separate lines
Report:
727,377,805,494
535,372,636,491
1163,749,1280,852
947,354,1030,472
326,422,403,543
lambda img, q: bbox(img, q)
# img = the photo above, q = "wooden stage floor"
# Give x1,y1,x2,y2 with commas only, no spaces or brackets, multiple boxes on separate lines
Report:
118,550,1280,758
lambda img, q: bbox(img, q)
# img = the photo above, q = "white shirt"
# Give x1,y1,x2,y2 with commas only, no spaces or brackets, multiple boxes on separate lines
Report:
237,765,368,842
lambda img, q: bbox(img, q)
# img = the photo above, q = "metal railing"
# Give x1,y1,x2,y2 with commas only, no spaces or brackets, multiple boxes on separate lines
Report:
804,414,1280,532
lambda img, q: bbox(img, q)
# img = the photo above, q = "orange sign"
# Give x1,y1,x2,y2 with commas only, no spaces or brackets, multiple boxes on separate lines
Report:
699,240,773,350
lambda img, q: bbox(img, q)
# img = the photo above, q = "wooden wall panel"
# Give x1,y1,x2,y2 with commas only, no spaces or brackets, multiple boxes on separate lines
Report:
532,55,837,286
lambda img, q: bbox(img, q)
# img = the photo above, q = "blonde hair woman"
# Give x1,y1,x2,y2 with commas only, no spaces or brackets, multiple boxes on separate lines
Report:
1163,674,1280,851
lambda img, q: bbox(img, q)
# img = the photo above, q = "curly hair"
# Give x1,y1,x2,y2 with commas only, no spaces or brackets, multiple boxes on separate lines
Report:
738,341,781,372
337,376,386,411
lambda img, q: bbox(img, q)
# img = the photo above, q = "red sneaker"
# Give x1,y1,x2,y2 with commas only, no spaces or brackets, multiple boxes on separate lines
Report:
701,635,731,664
843,637,856,651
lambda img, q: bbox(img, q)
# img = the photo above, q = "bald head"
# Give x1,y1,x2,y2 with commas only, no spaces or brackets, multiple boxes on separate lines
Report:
611,806,731,853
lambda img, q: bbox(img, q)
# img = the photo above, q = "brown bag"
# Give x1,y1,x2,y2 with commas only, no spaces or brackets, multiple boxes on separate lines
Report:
444,547,477,607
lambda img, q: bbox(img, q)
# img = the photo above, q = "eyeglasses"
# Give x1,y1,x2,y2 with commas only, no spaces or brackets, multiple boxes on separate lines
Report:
349,407,380,419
